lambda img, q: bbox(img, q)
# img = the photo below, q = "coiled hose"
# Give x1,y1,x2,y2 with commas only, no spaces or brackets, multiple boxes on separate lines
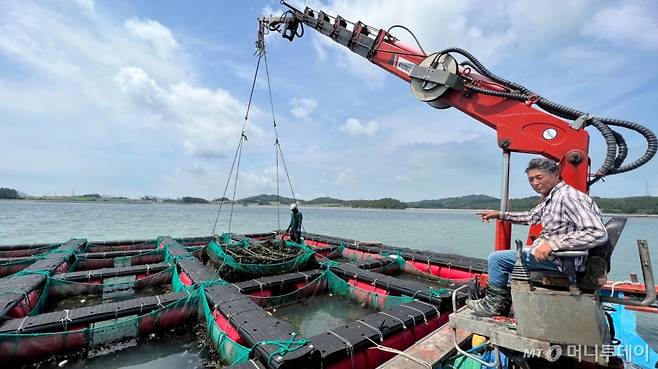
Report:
439,47,657,183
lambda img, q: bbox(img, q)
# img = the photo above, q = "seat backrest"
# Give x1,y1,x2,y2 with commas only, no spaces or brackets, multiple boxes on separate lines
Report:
588,216,628,273
526,217,627,291
578,216,627,290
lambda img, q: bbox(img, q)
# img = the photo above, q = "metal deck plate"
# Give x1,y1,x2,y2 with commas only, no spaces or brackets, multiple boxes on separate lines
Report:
449,309,609,365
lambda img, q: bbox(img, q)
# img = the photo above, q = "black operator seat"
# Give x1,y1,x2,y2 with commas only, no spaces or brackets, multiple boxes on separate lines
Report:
528,217,628,294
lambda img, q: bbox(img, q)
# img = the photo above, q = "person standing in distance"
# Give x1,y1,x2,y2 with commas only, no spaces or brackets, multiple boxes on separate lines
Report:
286,203,303,244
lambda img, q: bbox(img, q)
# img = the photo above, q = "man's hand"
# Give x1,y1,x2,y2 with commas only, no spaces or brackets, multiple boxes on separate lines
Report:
477,210,500,223
532,243,553,261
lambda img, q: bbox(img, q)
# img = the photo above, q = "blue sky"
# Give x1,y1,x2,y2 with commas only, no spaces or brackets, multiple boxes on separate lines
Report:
1,0,657,201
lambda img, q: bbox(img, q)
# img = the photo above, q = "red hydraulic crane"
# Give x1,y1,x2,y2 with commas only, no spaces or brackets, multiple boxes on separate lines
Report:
258,1,657,250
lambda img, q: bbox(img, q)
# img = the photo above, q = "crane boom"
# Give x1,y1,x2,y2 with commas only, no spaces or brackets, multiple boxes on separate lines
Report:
258,1,656,250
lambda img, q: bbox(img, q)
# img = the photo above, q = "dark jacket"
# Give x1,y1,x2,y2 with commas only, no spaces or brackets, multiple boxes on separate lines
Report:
288,210,302,233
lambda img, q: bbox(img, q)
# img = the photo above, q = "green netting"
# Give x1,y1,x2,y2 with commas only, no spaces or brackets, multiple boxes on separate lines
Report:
171,270,226,292
325,269,415,310
207,236,315,277
86,240,157,248
322,242,345,259
0,291,199,359
220,233,250,247
249,271,328,308
372,253,406,274
171,266,190,293
342,248,454,289
248,269,414,311
47,266,174,299
69,249,168,272
199,286,252,365
29,277,51,316
47,248,77,257
15,269,51,277
340,244,386,262
0,255,47,266
199,286,310,366
25,266,175,315
0,259,37,277
402,263,455,288
77,248,165,261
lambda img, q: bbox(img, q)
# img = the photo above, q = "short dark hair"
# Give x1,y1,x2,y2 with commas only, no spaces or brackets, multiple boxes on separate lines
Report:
525,158,559,175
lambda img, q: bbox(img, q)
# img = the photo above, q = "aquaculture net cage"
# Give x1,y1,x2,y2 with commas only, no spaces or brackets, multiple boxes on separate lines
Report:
207,234,315,277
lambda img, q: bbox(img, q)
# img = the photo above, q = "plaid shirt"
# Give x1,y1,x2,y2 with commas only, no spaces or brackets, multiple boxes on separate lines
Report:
502,182,608,271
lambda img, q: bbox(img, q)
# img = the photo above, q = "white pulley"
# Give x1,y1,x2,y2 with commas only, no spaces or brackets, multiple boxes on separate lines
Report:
410,52,458,109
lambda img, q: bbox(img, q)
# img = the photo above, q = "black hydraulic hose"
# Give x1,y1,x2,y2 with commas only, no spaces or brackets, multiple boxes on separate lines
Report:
611,130,628,170
439,47,532,95
536,97,618,177
459,60,484,75
588,128,629,187
602,117,658,174
439,47,657,179
467,85,527,101
502,92,619,177
387,25,426,55
535,99,581,120
588,118,620,176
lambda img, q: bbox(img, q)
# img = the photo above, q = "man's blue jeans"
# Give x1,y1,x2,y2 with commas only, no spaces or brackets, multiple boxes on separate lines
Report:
487,249,560,288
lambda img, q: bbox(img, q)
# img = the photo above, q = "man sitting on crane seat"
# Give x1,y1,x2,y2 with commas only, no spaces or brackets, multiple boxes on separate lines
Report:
469,157,608,317
286,203,303,244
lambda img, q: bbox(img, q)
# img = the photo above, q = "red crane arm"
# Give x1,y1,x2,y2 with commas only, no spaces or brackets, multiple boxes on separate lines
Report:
258,3,593,249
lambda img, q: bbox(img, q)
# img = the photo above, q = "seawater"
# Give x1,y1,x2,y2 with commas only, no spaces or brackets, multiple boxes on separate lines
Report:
271,294,375,338
37,327,215,369
1,200,656,362
2,200,655,281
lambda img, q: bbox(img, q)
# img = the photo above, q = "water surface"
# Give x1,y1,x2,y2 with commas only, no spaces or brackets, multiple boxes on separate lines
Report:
2,200,656,362
270,294,375,338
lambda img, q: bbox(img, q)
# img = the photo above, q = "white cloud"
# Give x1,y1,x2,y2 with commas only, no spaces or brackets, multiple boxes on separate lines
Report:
0,2,190,83
170,164,282,199
334,168,356,184
2,0,656,202
0,23,82,80
340,118,379,136
124,18,180,59
582,3,658,50
311,38,327,62
303,0,601,85
0,2,263,159
290,97,318,120
114,66,264,157
0,1,193,120
74,0,95,12
261,6,284,17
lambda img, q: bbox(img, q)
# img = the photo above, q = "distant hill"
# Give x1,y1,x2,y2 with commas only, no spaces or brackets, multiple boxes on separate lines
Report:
592,196,658,215
238,194,298,205
305,197,346,205
181,196,209,204
235,193,658,214
14,189,658,214
408,194,498,209
348,197,407,209
0,187,20,199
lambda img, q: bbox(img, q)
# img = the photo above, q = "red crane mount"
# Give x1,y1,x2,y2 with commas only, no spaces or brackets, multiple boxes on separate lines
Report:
258,1,657,251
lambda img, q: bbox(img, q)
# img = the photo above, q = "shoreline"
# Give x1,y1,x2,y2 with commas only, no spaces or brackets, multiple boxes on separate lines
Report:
3,199,658,218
